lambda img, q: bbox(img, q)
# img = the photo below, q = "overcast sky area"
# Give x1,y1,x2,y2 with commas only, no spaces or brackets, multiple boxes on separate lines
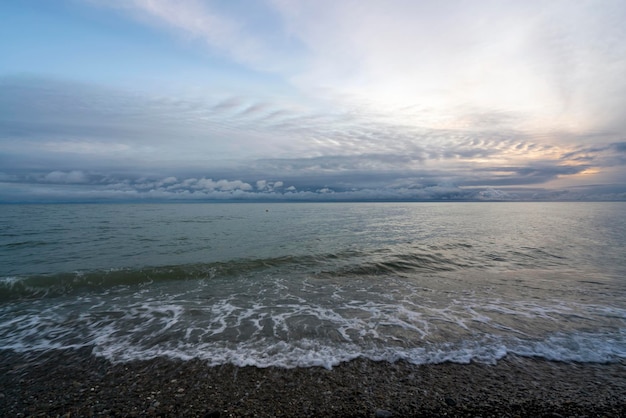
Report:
2,0,626,202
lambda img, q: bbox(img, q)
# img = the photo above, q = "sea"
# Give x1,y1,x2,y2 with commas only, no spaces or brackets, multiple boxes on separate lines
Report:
1,202,625,369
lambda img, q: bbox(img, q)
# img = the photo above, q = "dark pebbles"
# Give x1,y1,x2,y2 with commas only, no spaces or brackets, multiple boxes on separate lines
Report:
1,348,625,417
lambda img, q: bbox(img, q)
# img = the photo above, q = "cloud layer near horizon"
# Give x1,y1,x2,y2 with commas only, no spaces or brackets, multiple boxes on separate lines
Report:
1,1,626,201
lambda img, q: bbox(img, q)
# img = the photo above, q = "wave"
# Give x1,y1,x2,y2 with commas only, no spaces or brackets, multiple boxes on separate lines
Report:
333,253,462,276
0,266,210,301
0,245,483,301
0,256,318,301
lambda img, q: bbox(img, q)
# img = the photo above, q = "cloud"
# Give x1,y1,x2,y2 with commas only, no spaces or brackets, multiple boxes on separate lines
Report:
73,0,626,137
2,165,623,203
269,0,626,133
2,75,624,202
0,76,508,168
92,0,622,132
3,0,626,203
0,76,308,168
43,170,89,184
612,142,626,153
93,0,301,73
476,188,516,201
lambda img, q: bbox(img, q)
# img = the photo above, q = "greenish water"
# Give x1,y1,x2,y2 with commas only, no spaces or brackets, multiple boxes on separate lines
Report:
1,202,625,368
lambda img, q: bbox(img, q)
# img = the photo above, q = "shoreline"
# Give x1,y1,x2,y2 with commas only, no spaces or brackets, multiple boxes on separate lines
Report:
1,348,625,417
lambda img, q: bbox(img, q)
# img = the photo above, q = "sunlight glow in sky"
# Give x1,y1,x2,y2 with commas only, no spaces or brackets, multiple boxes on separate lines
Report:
1,0,626,201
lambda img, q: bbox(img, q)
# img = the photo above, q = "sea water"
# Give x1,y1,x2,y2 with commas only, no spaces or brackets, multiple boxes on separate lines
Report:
1,202,625,368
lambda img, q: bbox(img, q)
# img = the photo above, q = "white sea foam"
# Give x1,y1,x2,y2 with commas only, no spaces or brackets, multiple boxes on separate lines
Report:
510,330,626,363
3,297,624,368
84,327,626,368
0,276,22,286
2,266,625,369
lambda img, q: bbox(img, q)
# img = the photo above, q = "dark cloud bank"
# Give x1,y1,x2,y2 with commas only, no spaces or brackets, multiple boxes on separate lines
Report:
2,168,626,203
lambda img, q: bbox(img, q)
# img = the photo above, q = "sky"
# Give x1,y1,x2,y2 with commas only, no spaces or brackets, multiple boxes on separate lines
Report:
1,0,626,202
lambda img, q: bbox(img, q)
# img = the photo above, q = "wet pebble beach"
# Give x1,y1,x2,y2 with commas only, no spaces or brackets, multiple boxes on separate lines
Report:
1,348,625,417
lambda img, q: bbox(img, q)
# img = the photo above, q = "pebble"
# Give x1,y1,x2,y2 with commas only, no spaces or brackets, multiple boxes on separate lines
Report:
2,350,625,417
375,408,393,417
